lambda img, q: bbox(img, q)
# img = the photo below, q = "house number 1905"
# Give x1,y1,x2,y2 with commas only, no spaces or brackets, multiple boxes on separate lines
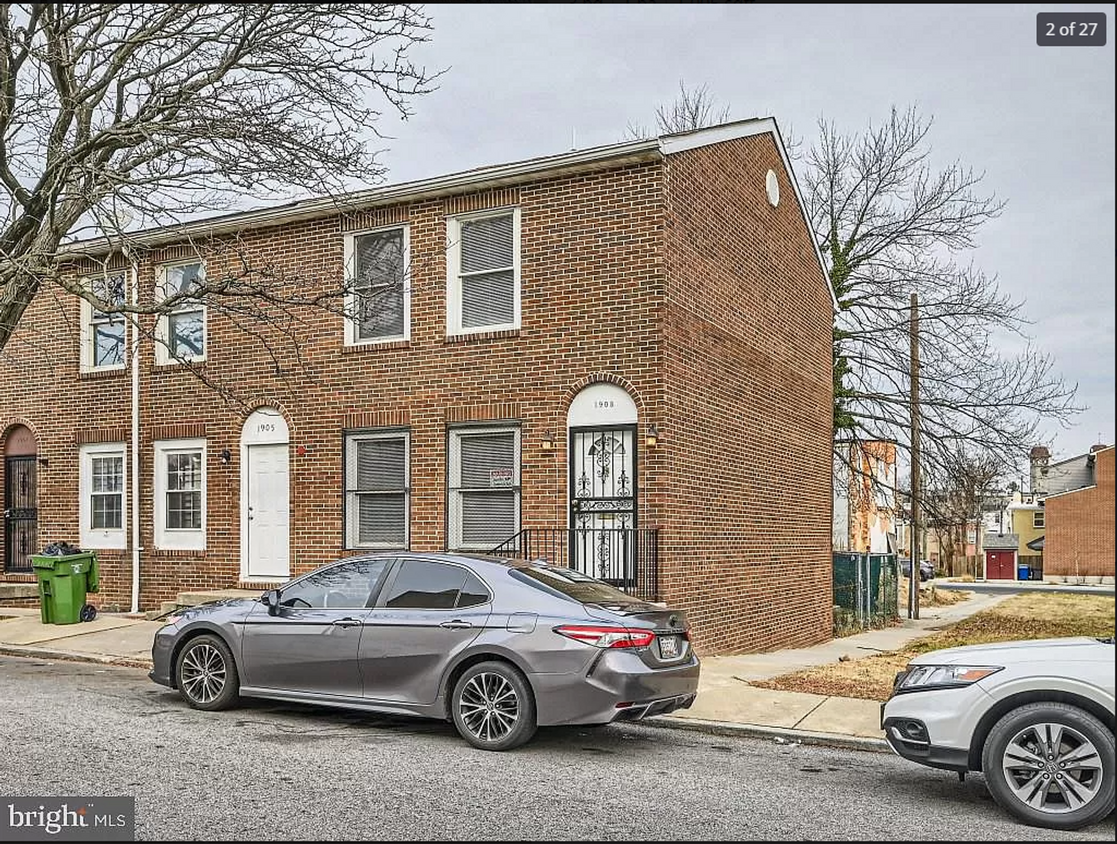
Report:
258,423,275,433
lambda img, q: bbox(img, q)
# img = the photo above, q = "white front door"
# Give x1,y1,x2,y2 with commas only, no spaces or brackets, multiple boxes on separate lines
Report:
246,443,290,579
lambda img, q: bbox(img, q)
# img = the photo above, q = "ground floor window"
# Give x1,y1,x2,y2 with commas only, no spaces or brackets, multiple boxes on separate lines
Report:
154,438,205,550
79,443,126,549
345,430,409,549
447,425,520,551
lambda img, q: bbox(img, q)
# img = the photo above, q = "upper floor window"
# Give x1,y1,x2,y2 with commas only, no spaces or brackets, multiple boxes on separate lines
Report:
1033,510,1045,529
157,261,206,364
154,438,206,550
79,443,127,549
81,273,126,371
345,226,410,344
447,208,520,335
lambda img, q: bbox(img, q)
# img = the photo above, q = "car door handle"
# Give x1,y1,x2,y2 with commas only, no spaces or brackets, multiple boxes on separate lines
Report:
331,618,362,628
440,620,472,630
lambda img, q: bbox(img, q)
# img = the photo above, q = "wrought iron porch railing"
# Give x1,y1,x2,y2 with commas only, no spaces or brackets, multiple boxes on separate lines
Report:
491,527,659,602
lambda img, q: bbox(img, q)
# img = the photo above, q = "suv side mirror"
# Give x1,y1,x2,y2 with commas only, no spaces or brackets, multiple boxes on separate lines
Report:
261,589,281,615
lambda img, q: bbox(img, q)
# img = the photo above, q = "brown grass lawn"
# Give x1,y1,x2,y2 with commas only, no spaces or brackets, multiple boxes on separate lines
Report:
752,592,1116,703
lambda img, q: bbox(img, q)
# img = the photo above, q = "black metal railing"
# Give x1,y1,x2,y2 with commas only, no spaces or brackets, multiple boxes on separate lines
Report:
491,527,659,602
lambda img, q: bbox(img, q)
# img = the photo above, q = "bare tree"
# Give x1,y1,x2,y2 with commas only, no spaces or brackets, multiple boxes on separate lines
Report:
629,90,1080,518
0,3,439,355
920,448,1003,576
625,81,731,139
804,107,1080,486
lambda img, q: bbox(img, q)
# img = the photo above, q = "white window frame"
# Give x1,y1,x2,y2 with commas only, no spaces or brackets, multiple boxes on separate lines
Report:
344,430,410,550
155,260,207,365
1033,510,1045,529
446,207,521,336
344,225,411,345
154,438,206,550
447,424,521,551
79,273,127,372
79,443,127,549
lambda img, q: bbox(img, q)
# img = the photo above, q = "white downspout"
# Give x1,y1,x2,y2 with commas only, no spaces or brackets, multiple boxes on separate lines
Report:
129,258,141,614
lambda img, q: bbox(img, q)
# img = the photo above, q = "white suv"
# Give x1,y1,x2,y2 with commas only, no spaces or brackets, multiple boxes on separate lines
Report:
882,636,1115,830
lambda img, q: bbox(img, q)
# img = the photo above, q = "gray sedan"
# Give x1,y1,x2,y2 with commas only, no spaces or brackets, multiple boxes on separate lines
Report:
150,552,699,750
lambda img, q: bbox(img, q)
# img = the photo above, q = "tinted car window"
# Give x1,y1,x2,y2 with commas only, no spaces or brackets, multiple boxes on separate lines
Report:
384,560,468,609
456,572,491,608
279,558,391,609
512,565,644,606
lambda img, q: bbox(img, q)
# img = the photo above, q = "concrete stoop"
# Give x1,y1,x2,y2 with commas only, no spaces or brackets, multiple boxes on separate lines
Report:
0,583,38,601
152,588,264,619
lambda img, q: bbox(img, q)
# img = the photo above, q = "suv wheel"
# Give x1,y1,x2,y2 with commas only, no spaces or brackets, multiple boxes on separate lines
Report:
982,702,1115,830
451,661,537,751
175,634,240,711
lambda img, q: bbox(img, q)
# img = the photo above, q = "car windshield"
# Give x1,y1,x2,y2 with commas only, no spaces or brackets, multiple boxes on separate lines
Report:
511,565,644,606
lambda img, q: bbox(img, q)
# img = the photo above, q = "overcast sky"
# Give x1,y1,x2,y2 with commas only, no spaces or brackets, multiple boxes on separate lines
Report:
372,4,1114,461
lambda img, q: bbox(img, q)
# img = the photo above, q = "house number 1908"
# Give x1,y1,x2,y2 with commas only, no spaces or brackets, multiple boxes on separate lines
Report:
593,400,615,409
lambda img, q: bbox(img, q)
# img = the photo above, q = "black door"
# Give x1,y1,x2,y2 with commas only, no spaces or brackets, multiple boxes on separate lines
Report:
568,425,637,586
4,456,37,573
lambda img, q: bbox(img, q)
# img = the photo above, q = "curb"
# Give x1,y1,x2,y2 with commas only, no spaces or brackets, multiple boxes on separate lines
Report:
0,644,152,671
646,715,891,754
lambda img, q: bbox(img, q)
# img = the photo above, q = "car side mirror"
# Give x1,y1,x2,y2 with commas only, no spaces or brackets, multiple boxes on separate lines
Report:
261,589,281,615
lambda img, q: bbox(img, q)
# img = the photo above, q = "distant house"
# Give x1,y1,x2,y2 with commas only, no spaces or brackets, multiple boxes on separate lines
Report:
1043,445,1114,584
832,440,897,554
984,443,1114,582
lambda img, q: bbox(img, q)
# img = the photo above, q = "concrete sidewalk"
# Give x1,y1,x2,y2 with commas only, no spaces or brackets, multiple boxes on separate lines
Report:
0,591,1010,751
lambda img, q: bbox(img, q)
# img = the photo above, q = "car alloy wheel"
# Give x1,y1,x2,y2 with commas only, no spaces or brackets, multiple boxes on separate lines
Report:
983,702,1115,830
451,661,537,751
1000,722,1104,813
460,672,519,742
175,634,240,711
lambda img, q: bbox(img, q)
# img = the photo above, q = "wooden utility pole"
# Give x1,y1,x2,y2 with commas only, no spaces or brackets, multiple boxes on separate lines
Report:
909,293,921,620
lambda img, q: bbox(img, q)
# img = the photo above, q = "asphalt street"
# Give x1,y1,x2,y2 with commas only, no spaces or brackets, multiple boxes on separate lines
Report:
0,656,1112,841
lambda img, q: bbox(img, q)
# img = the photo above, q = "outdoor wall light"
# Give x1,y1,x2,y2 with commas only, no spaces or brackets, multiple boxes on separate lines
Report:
38,457,49,468
541,430,556,451
645,423,659,448
220,449,231,466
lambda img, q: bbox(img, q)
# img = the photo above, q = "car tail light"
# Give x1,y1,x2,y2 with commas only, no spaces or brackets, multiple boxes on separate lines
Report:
554,624,655,649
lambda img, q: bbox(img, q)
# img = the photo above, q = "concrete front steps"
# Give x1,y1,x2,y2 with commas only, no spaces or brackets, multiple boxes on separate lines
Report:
151,587,268,620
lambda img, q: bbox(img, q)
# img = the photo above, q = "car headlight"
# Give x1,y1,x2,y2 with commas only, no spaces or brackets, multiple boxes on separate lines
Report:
898,664,1003,690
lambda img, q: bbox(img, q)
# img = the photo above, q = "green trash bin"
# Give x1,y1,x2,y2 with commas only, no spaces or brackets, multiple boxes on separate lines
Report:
30,551,100,625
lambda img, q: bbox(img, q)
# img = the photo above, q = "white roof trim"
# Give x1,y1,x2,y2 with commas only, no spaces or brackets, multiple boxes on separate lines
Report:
61,140,660,255
1044,484,1098,500
60,116,840,311
660,118,839,311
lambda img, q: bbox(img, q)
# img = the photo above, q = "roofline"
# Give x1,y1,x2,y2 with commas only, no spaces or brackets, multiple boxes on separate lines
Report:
59,116,840,309
60,138,660,256
1043,483,1099,500
660,117,838,311
1045,443,1114,468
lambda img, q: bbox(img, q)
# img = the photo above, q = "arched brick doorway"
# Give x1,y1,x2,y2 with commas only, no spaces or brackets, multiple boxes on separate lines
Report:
3,425,38,572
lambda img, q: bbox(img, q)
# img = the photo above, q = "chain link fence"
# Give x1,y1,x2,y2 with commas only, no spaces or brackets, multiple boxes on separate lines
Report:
833,552,900,633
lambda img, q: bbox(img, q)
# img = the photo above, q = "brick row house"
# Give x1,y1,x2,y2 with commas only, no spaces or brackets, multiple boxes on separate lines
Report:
0,119,836,654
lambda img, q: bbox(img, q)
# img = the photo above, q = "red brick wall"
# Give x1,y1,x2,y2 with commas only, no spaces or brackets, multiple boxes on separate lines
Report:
1,163,668,610
661,135,835,653
1045,447,1115,580
2,135,835,654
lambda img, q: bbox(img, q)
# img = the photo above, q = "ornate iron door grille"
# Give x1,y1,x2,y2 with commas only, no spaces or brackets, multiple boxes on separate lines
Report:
4,456,38,573
568,425,637,585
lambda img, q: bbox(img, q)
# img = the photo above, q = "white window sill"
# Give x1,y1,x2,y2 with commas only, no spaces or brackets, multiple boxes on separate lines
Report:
448,323,520,338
